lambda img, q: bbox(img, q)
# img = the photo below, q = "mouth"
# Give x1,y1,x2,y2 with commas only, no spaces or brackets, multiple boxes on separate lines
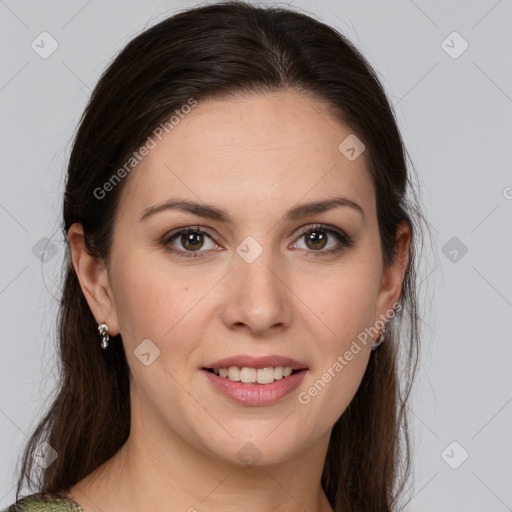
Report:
202,366,306,385
201,365,308,405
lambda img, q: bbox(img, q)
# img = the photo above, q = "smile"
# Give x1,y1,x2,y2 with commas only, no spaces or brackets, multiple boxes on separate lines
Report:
204,365,298,385
201,367,308,406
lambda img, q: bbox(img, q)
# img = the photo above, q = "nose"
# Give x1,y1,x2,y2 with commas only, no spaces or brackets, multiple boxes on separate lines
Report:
220,244,293,337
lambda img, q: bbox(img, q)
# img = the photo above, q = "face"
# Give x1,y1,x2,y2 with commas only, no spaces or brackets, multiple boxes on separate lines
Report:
78,91,407,467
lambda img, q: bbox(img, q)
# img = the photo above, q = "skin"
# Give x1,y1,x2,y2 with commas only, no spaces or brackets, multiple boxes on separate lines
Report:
67,90,411,512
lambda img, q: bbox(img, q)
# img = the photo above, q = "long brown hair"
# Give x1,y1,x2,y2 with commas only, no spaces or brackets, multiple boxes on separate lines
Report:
15,2,431,510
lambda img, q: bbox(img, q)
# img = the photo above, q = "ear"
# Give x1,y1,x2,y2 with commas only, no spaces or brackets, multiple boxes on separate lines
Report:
67,223,120,336
375,221,411,321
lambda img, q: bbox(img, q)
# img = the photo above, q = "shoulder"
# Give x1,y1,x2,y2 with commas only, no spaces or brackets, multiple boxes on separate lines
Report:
2,493,84,512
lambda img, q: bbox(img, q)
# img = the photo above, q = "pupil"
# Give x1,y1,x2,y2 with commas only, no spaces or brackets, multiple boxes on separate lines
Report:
183,232,203,251
307,230,326,250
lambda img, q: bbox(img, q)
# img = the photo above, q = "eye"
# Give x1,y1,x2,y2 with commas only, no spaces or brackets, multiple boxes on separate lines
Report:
291,223,353,256
163,226,218,258
162,223,353,259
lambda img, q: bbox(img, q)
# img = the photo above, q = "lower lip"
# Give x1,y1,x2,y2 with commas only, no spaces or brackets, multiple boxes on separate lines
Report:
201,369,308,406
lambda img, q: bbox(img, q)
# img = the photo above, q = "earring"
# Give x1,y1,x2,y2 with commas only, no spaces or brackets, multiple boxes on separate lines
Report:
371,322,387,351
97,322,110,349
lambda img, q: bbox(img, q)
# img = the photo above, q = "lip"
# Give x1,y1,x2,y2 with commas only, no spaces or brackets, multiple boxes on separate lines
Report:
202,355,308,371
201,368,308,406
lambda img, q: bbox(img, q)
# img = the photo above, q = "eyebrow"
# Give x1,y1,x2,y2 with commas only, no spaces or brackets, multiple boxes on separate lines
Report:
140,196,365,223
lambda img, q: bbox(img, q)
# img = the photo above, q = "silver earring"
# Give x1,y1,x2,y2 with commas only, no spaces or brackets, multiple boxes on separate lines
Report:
371,322,387,351
97,322,110,349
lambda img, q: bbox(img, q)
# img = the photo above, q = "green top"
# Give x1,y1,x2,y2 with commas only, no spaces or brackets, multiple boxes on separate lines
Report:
3,493,84,512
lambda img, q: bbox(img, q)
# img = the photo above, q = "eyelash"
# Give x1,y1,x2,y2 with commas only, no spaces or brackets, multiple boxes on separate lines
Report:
162,223,353,260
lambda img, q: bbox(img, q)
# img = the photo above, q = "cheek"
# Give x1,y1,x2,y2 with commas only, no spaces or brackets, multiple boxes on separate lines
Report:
108,250,175,344
110,251,213,352
297,260,381,348
110,274,164,344
303,260,380,418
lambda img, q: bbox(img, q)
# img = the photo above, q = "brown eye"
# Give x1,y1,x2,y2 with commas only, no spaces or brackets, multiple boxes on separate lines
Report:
292,223,353,256
164,227,217,258
303,229,328,251
179,231,205,251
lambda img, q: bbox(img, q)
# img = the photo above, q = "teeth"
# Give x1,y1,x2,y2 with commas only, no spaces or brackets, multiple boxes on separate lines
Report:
228,366,240,381
212,366,296,384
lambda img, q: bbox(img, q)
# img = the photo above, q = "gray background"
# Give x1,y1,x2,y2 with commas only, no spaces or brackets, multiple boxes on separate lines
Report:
1,1,511,511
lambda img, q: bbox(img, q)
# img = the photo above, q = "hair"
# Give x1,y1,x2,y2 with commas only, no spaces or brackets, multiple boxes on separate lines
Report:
15,2,432,511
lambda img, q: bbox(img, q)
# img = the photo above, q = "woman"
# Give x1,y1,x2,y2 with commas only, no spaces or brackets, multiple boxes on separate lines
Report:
8,2,429,511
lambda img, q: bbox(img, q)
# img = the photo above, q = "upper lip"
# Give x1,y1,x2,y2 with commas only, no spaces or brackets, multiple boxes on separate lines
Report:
203,355,308,370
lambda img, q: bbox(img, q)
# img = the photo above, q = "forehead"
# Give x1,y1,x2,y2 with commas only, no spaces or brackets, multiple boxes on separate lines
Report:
116,91,375,225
